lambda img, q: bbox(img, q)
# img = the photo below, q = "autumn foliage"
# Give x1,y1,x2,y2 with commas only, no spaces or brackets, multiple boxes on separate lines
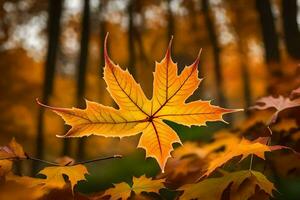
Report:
1,35,300,200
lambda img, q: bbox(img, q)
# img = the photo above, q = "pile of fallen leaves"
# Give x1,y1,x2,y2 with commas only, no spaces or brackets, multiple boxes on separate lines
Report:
1,35,300,200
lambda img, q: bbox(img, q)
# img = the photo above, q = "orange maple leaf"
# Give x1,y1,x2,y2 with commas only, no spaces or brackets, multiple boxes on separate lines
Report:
38,34,240,171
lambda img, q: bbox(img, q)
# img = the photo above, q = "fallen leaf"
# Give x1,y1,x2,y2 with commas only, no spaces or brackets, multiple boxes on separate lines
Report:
101,175,165,200
38,35,239,171
101,182,131,200
203,138,273,177
179,170,275,200
38,164,88,192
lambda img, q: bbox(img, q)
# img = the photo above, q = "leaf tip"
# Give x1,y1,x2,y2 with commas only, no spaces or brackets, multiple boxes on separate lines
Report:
56,134,68,138
104,32,112,66
193,48,202,66
165,36,173,59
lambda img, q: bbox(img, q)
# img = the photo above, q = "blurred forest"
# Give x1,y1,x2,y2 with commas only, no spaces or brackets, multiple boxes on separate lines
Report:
1,0,300,198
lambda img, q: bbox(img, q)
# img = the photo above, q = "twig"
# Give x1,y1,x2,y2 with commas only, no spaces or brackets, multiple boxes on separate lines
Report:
74,155,122,165
27,156,61,166
0,154,122,167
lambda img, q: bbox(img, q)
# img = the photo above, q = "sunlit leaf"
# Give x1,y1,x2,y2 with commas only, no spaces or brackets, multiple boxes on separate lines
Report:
101,175,165,200
38,35,240,171
38,164,88,192
179,170,275,200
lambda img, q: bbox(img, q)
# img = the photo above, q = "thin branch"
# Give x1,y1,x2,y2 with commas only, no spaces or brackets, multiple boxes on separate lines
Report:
74,155,122,165
27,156,61,166
0,154,122,167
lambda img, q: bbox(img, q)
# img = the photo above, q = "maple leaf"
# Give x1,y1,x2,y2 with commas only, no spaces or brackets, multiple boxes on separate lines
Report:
0,138,26,160
37,164,88,192
251,95,300,124
101,175,165,200
179,170,275,200
203,138,278,177
38,34,240,171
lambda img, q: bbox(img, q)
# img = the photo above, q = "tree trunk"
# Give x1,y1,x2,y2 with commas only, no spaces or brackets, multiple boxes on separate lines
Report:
255,0,281,64
167,0,175,39
229,2,252,110
135,28,148,66
202,0,227,108
127,0,136,77
282,0,300,59
99,0,107,74
75,0,90,160
34,0,63,174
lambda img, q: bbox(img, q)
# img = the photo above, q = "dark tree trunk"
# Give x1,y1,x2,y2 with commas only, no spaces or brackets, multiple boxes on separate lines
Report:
282,0,300,59
202,0,227,108
229,2,252,110
167,0,175,39
239,45,252,110
127,0,136,77
135,28,148,66
34,0,63,174
99,0,107,74
75,0,90,160
256,0,281,63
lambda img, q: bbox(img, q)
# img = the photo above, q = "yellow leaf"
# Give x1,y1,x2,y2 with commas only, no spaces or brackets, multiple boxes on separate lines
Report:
4,173,47,199
0,138,26,160
38,35,240,171
204,138,271,177
101,175,164,200
179,170,275,200
38,164,88,192
131,175,165,195
101,182,131,200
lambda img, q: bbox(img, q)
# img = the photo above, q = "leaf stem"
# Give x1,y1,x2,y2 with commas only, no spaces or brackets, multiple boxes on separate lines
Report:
249,154,254,171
